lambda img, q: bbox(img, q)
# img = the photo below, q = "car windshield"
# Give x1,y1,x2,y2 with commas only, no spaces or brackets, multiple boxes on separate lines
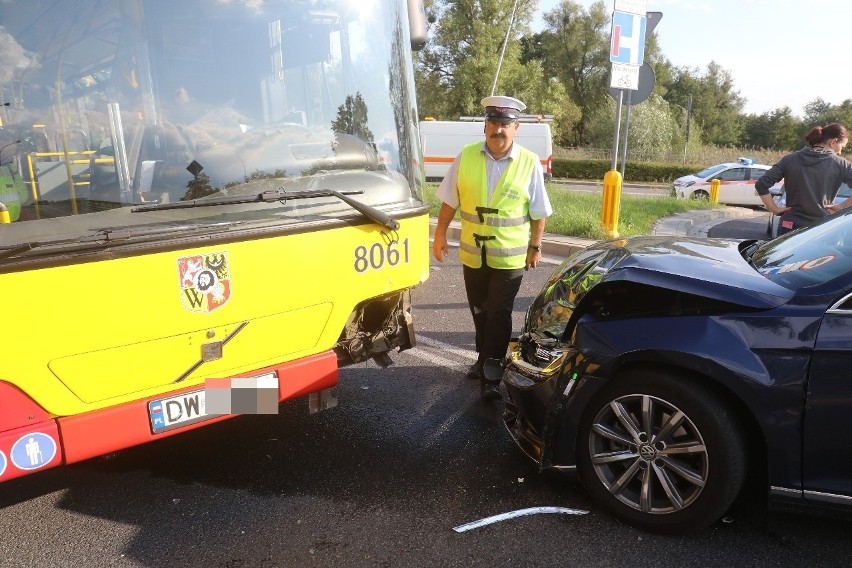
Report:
694,164,727,179
751,209,852,289
0,0,421,248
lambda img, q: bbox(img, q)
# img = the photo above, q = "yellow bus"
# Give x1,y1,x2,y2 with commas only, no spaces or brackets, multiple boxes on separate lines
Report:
0,0,429,482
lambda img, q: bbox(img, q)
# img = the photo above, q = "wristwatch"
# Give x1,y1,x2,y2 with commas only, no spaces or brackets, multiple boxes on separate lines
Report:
528,243,541,252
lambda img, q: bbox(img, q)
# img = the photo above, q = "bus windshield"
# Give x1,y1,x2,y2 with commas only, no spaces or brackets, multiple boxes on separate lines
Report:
0,0,422,250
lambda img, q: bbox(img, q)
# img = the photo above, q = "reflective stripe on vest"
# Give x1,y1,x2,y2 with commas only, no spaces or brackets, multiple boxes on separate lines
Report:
457,142,536,269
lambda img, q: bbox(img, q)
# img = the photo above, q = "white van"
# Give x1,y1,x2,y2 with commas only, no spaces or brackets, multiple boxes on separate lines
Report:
419,119,553,181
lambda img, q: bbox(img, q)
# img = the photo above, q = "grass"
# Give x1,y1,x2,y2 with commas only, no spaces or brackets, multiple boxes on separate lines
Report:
423,183,721,240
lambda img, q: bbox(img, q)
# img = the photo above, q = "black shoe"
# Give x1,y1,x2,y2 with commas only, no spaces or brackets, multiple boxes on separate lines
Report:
466,362,484,380
480,381,502,401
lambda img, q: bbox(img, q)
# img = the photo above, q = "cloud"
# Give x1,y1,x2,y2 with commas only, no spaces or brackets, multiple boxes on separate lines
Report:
0,27,37,84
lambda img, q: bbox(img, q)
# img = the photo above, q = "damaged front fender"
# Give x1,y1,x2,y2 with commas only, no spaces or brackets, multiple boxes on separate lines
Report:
333,289,415,367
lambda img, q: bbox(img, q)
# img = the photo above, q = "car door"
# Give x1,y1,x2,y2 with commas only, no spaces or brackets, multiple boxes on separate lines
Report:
746,167,771,205
803,289,852,504
712,167,750,205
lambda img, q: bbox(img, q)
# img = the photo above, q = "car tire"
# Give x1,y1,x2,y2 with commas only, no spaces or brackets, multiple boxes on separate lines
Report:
576,369,746,534
690,190,710,200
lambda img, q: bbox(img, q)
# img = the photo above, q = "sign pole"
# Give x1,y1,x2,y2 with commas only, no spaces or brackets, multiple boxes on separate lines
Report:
605,1,656,237
611,89,623,171
619,89,633,178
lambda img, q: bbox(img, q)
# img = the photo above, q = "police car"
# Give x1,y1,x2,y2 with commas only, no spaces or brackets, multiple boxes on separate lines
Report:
671,157,781,206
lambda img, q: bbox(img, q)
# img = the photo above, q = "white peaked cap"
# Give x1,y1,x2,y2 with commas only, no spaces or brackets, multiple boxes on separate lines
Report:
481,95,526,111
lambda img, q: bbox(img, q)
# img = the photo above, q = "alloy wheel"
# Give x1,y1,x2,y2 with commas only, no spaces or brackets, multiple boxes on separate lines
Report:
588,393,709,514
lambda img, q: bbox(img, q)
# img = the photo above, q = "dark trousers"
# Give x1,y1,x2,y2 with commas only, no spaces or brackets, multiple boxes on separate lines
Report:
777,216,812,236
462,260,524,364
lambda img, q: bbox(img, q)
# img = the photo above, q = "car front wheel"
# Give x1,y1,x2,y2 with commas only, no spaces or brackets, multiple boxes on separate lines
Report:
576,369,746,534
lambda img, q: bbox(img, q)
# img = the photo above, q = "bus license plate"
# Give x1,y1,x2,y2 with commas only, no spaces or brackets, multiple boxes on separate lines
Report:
148,389,208,434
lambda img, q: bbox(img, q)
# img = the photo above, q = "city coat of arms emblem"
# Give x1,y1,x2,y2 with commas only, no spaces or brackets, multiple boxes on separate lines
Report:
177,252,231,313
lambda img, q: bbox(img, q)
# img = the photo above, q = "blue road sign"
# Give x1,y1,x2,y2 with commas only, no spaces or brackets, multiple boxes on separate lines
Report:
610,11,646,66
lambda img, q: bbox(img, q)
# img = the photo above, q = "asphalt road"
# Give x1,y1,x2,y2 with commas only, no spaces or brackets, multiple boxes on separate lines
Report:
1,248,851,567
707,208,772,240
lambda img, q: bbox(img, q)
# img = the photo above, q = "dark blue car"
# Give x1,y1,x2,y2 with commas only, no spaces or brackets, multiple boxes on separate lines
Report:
501,207,852,533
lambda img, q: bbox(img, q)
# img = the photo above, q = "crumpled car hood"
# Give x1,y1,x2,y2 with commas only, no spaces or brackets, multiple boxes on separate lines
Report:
526,235,794,339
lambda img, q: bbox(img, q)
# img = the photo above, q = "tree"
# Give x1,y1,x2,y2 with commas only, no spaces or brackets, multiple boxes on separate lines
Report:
665,62,745,147
331,92,374,143
803,97,852,131
585,94,681,161
803,98,834,125
537,0,610,145
181,172,217,200
740,107,803,151
414,0,556,120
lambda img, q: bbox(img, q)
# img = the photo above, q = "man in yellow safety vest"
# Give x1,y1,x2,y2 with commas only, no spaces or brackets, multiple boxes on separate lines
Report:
0,142,26,222
432,95,552,400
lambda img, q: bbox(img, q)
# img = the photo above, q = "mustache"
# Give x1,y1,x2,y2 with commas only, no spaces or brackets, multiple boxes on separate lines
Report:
489,133,507,140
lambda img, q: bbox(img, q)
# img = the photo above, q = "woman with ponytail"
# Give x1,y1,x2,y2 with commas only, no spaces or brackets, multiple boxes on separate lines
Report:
756,123,852,235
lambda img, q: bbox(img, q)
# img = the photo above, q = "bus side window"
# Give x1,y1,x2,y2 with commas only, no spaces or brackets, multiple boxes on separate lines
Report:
86,146,121,209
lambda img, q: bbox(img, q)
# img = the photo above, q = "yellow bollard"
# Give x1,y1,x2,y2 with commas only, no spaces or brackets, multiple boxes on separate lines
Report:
0,202,10,224
710,179,720,203
601,169,622,238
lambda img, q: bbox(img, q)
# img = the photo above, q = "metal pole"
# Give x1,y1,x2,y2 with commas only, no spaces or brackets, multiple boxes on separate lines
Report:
682,95,692,165
490,0,519,95
610,90,623,171
619,90,633,178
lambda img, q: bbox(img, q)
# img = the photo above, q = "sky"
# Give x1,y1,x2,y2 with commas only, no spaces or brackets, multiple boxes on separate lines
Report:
532,0,852,117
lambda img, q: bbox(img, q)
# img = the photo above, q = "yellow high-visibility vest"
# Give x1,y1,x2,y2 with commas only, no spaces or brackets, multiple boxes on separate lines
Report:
0,163,27,222
457,142,536,269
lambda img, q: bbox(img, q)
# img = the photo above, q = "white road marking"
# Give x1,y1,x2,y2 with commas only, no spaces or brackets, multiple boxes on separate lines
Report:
413,335,478,364
403,347,467,369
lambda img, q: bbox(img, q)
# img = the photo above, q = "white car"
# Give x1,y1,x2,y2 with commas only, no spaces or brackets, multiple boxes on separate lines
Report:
767,181,852,238
671,157,781,206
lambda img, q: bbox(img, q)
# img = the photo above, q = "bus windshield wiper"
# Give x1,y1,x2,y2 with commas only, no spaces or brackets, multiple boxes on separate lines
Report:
322,189,400,231
0,242,39,262
0,223,236,262
131,189,400,230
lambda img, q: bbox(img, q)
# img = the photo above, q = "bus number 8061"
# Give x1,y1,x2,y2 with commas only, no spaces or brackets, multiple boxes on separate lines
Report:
354,238,411,273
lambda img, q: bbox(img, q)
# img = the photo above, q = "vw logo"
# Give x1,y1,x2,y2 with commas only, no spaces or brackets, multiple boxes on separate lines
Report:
638,444,657,461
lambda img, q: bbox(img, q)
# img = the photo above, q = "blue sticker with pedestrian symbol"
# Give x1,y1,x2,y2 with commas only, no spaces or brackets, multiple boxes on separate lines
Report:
0,450,7,477
10,432,57,470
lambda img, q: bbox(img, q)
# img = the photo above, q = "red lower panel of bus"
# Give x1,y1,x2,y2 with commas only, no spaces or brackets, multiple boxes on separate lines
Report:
0,350,338,482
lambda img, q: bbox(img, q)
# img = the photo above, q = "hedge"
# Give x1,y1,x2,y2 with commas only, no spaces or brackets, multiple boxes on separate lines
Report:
552,158,703,184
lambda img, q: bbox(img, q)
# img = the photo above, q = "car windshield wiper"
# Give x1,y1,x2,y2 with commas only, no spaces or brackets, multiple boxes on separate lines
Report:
741,239,765,266
131,189,400,230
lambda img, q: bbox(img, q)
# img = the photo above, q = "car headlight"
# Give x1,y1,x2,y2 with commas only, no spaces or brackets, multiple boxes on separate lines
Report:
506,339,578,384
